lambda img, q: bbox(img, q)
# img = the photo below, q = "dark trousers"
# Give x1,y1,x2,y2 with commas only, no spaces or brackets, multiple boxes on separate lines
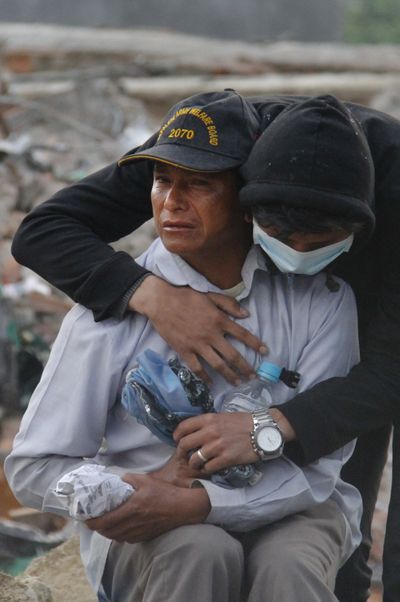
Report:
382,424,400,602
335,425,392,602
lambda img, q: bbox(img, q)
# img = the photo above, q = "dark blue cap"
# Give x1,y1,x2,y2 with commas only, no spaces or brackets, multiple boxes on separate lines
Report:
119,90,260,172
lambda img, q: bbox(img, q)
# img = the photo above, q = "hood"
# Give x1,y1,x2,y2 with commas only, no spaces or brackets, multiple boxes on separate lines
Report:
239,95,376,248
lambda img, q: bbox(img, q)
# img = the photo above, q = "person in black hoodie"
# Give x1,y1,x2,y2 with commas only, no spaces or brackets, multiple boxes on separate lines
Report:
11,93,400,602
237,95,388,602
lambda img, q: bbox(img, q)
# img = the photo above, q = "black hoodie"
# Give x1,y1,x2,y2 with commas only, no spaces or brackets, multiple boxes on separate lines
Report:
240,95,376,248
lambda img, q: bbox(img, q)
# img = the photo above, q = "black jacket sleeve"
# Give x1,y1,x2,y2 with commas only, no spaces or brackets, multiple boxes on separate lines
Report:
12,135,157,320
280,105,400,463
11,98,291,321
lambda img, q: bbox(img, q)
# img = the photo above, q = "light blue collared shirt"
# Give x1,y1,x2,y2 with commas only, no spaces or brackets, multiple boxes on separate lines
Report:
5,241,362,591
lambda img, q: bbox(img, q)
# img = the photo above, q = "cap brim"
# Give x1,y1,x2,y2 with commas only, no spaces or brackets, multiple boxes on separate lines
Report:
118,143,241,172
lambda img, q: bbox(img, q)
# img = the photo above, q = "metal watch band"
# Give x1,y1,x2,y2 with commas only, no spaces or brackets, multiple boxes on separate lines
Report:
250,409,284,460
252,408,278,430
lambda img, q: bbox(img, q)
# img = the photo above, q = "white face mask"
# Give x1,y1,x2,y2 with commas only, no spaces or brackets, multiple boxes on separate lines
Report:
253,220,354,275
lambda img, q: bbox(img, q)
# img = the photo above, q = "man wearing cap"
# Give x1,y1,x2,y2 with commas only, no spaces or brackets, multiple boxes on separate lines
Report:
10,90,400,601
6,91,363,602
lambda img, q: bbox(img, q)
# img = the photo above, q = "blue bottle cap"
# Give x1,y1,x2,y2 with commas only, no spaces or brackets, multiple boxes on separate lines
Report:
256,361,282,383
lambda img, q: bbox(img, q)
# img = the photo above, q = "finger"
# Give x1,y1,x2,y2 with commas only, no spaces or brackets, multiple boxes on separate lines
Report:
221,317,268,355
173,320,267,384
85,496,134,529
200,457,237,474
173,415,208,443
189,447,214,469
177,351,213,385
176,430,212,455
176,418,222,456
176,419,221,457
86,502,130,531
207,292,249,318
200,456,229,474
174,445,190,461
97,522,136,541
190,450,205,469
210,337,257,380
200,346,245,385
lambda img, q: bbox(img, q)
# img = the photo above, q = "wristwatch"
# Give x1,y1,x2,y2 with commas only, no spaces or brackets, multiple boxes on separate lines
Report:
250,409,284,460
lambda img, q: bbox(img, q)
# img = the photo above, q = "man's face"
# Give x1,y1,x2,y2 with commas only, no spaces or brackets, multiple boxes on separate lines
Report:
151,163,247,264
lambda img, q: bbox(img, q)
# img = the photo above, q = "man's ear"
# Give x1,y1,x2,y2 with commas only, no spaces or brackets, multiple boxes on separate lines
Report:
244,212,253,224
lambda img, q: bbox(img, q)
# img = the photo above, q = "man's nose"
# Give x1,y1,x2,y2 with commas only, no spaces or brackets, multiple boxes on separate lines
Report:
163,184,186,210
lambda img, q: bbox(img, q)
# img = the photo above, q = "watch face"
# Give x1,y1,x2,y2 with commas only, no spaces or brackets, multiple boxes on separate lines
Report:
257,426,283,453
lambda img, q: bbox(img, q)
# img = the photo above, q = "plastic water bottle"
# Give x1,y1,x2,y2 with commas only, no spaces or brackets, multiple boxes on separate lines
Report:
221,361,300,415
213,361,300,488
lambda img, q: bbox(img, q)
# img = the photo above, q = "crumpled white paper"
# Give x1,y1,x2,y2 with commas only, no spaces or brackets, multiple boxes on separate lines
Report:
54,464,134,520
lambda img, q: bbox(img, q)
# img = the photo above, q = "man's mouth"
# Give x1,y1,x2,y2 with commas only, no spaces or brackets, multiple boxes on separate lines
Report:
162,221,195,230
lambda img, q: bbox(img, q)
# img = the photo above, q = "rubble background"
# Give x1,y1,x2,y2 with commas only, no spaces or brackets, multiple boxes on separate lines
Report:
1,23,399,601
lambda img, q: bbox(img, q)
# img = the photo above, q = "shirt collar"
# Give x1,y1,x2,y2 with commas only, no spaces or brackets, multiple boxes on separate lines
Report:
138,239,271,299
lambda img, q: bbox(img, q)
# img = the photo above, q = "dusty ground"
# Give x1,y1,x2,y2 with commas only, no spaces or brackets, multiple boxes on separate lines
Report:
0,572,52,602
0,537,96,602
23,537,96,602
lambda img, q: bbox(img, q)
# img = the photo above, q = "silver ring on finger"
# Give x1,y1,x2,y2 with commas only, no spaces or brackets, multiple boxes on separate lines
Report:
197,448,208,464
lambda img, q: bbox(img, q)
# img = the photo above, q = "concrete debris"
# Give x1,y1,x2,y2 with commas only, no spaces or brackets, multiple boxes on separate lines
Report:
119,72,400,107
0,134,31,156
2,24,400,76
370,86,400,121
0,537,96,602
23,537,97,602
0,517,70,558
0,572,53,602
